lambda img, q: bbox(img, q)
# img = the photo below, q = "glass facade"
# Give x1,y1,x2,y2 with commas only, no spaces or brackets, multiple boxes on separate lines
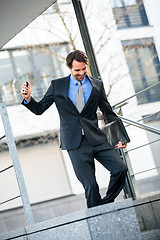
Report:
0,43,70,105
122,38,160,104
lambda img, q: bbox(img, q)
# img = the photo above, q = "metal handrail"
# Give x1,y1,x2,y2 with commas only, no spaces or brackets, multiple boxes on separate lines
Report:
131,166,160,176
0,135,6,141
0,195,21,205
136,110,160,123
127,139,160,152
118,115,160,135
124,110,160,128
0,165,13,174
113,82,160,108
0,100,34,224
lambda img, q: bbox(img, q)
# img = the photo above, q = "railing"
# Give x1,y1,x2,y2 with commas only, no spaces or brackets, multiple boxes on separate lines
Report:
112,82,160,109
0,96,34,225
98,81,160,199
0,135,20,205
99,109,160,200
118,115,160,199
112,82,160,199
119,116,160,135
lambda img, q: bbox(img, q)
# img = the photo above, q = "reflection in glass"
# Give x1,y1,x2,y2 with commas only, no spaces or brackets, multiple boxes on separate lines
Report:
123,38,160,104
0,43,70,105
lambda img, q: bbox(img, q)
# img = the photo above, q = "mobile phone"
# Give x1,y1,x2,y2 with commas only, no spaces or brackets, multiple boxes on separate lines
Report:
24,82,28,95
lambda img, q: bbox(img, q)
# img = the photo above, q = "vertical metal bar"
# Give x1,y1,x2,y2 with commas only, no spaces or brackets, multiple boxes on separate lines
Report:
0,96,34,225
72,0,101,80
119,148,137,200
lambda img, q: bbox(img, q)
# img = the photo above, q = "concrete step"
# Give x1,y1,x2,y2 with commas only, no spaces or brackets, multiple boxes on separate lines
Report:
133,194,160,232
1,191,160,237
141,229,160,240
0,188,124,234
1,191,160,239
0,198,142,240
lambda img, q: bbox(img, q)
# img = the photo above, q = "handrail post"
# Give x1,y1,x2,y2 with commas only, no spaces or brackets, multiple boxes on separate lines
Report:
118,148,137,200
0,94,34,225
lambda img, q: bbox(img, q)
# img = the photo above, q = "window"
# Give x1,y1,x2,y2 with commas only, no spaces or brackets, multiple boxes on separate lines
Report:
122,38,160,104
111,0,137,8
110,0,149,29
0,43,70,105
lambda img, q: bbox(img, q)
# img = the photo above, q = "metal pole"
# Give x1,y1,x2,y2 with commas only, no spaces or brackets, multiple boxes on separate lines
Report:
72,0,101,80
119,148,137,200
0,95,34,225
113,82,160,108
119,115,160,135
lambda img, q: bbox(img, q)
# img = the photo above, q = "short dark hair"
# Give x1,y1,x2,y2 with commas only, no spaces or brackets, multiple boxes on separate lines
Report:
66,50,89,69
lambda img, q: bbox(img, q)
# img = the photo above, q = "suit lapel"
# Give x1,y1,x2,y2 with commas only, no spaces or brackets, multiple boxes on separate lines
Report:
81,76,97,112
63,75,79,112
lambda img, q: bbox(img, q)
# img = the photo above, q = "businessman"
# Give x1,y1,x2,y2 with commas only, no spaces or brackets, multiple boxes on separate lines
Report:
21,50,127,208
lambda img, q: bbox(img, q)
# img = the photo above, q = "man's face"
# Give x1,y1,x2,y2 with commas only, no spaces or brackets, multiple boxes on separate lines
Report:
69,59,87,81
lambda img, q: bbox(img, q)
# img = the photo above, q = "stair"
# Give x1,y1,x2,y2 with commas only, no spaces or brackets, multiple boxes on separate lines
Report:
141,229,160,240
0,193,160,240
0,198,142,240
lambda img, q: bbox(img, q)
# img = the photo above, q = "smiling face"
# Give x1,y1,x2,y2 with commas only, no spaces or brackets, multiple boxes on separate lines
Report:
69,59,87,81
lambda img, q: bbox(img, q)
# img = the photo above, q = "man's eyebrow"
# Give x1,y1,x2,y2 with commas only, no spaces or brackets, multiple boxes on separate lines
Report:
73,68,80,71
73,67,86,71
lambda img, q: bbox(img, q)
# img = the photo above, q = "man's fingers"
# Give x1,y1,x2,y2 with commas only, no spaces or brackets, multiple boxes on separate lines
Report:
117,141,127,149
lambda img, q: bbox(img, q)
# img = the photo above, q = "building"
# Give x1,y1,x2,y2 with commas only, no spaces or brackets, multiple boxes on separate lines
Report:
0,0,160,232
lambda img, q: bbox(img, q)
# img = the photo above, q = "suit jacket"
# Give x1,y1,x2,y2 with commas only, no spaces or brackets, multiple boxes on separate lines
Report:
22,75,118,150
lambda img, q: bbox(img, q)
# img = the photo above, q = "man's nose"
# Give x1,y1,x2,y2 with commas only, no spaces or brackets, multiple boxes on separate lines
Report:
79,70,85,75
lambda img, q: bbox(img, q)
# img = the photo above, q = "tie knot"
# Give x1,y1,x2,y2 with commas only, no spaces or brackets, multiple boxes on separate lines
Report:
77,81,82,86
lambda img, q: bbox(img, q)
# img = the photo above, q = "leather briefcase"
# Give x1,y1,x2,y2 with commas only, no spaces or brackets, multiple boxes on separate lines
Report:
102,118,130,148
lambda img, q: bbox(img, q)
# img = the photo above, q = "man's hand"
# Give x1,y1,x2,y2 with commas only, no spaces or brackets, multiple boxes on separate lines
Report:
117,141,127,149
21,82,31,102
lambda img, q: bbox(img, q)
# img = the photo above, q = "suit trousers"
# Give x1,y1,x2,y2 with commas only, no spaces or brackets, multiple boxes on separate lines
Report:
68,135,128,208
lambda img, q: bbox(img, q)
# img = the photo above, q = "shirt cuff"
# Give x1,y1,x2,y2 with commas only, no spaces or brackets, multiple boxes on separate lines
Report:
24,97,31,104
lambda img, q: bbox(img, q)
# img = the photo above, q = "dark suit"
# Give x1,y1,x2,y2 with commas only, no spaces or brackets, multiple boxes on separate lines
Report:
22,75,127,207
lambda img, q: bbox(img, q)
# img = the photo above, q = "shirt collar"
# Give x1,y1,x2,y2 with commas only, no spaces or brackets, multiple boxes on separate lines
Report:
70,74,87,86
